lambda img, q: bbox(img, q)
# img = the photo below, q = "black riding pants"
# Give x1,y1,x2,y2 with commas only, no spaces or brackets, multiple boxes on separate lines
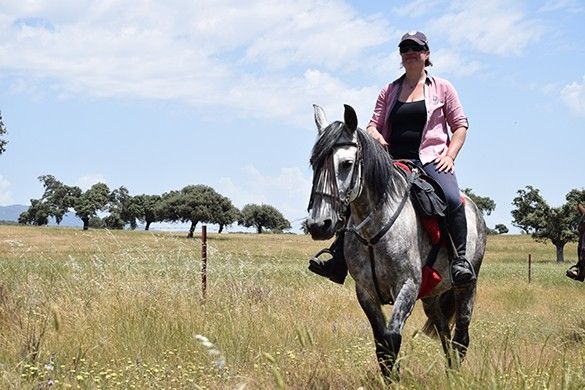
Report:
409,159,463,212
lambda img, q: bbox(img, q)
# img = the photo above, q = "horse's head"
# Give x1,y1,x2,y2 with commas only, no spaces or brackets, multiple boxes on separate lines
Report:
306,104,362,240
578,203,585,264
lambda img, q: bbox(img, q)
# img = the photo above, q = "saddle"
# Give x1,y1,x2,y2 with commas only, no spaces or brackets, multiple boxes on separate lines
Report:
393,161,450,298
393,161,447,244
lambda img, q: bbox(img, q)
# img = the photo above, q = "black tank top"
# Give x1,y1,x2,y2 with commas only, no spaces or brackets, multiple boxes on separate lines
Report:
388,100,427,159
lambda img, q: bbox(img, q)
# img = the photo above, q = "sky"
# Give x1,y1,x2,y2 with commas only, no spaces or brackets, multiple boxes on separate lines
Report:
0,0,584,233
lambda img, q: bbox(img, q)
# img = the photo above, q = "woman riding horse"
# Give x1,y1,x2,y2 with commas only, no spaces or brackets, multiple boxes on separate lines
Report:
305,103,486,379
309,31,475,287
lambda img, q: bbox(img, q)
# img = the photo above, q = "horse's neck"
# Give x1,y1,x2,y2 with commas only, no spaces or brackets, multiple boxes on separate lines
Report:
349,190,380,224
349,168,406,228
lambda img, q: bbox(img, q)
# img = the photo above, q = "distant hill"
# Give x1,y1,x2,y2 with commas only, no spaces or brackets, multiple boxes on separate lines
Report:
0,204,82,227
0,204,27,222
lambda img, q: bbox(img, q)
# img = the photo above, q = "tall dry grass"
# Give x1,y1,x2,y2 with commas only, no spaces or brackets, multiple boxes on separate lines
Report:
0,225,584,389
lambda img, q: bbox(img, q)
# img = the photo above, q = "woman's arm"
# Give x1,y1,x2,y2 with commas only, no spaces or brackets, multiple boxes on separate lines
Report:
367,85,391,146
434,126,467,173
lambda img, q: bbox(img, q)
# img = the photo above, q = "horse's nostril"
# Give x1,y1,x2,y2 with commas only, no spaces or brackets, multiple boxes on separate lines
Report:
323,219,332,230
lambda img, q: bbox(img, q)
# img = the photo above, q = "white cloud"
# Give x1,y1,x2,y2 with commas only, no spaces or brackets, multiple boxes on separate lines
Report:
393,0,443,18
427,0,544,56
222,69,381,128
560,76,585,116
0,175,13,205
430,49,482,77
75,174,107,191
539,0,585,13
0,1,394,127
242,2,390,72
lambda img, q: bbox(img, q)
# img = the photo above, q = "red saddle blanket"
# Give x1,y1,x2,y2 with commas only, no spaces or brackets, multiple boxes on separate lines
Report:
418,266,442,299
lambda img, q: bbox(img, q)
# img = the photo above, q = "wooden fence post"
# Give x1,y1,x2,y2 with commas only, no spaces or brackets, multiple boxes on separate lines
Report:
528,253,532,284
201,225,207,302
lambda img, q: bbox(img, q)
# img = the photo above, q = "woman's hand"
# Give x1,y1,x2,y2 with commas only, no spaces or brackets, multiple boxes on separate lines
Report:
434,155,455,173
435,127,466,173
366,127,388,146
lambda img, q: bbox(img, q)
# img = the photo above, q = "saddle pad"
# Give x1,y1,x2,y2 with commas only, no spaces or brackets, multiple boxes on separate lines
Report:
421,217,441,245
417,265,442,299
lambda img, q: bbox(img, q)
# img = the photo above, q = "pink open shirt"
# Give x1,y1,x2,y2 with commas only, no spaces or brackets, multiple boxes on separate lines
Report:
367,74,469,164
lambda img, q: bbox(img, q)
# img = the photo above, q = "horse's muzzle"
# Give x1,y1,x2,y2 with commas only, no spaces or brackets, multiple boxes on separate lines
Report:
306,217,336,240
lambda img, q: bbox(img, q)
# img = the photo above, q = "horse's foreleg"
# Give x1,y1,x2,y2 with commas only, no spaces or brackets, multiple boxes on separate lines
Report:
357,280,417,380
355,286,395,380
452,284,477,362
384,280,417,372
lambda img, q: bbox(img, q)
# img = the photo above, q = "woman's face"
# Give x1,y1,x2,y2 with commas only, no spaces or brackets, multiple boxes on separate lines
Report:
399,40,429,68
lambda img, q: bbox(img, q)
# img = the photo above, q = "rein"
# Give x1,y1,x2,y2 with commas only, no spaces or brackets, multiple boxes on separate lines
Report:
345,170,414,246
345,168,415,304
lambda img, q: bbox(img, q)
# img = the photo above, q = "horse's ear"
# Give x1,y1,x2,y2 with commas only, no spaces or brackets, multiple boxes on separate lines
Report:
344,104,358,132
313,104,328,134
578,203,585,215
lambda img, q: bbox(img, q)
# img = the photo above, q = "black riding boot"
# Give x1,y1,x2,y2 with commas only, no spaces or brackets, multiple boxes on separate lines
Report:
447,203,476,287
308,231,348,284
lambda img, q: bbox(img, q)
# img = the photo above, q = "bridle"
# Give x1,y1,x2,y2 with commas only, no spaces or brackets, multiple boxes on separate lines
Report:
307,140,363,223
309,136,415,238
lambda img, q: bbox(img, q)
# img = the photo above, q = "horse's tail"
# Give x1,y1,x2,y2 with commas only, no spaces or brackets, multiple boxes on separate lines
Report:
421,289,457,337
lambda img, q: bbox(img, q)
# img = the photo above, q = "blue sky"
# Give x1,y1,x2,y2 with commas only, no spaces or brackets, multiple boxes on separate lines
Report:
1,0,584,233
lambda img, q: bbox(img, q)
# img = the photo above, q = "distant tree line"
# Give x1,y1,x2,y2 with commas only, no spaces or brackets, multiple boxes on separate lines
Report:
462,185,585,262
0,110,7,155
461,188,507,235
18,175,291,237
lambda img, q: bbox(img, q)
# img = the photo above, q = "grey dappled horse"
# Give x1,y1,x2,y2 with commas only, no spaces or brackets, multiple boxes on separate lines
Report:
306,104,487,379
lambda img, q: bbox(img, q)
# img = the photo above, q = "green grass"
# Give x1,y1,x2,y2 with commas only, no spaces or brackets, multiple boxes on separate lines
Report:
1,225,584,389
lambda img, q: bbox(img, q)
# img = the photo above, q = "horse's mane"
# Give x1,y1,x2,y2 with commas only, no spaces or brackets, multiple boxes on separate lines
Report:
310,121,401,204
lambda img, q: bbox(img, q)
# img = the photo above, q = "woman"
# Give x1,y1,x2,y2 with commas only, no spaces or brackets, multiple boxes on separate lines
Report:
309,31,475,287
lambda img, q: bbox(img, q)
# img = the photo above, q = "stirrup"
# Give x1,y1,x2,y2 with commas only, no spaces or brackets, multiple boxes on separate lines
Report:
308,248,346,284
309,248,333,263
566,265,585,282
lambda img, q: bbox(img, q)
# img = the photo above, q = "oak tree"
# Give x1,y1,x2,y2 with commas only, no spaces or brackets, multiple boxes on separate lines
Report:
238,204,291,234
73,183,110,230
512,186,585,262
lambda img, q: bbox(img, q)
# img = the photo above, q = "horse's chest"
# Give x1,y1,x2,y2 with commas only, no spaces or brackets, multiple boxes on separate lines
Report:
346,242,416,294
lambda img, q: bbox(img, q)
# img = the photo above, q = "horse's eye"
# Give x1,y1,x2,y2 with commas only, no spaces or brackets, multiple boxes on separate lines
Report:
339,160,354,171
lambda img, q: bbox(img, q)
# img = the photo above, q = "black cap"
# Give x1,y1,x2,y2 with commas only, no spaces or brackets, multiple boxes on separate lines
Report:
399,31,429,47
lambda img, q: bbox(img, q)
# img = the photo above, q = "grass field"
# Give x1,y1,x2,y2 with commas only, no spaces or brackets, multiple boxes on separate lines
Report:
1,225,585,389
